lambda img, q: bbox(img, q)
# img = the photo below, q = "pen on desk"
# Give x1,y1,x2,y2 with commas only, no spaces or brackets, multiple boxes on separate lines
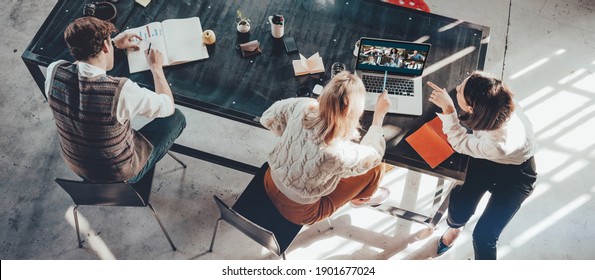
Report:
382,70,388,92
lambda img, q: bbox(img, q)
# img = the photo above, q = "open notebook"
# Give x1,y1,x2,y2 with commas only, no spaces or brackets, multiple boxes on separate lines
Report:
125,17,209,73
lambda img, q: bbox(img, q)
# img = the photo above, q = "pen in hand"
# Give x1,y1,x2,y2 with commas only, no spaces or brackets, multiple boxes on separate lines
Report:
382,70,388,92
147,43,152,52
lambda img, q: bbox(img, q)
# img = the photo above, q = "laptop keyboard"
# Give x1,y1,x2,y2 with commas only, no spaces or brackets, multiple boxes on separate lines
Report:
362,75,415,96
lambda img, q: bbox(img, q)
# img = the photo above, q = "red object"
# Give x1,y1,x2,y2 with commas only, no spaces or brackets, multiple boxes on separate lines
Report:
385,0,431,12
405,116,454,168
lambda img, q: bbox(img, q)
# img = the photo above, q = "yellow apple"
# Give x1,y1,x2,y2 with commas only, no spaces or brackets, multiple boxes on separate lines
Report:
202,30,216,45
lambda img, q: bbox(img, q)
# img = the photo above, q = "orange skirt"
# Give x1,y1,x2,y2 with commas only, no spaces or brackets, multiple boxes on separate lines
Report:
264,164,384,225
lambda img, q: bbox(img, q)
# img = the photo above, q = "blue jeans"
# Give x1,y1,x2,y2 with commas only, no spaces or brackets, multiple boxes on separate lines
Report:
446,157,537,260
128,109,186,184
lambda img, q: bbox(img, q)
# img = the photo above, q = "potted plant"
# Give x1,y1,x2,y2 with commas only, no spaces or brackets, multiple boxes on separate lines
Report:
268,14,284,38
236,10,251,33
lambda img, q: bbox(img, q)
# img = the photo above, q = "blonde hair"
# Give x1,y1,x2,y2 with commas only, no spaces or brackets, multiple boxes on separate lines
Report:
303,71,366,145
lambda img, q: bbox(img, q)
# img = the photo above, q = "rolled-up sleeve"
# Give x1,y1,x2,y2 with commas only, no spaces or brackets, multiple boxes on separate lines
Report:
437,112,500,159
116,80,174,124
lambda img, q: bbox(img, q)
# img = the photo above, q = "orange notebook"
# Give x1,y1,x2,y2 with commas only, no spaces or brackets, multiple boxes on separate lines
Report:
405,116,454,168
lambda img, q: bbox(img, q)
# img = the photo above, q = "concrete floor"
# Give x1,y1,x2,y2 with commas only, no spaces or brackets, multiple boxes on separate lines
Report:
1,0,594,260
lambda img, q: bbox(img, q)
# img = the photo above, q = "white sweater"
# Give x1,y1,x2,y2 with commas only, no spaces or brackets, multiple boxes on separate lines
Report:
437,108,538,165
260,98,386,204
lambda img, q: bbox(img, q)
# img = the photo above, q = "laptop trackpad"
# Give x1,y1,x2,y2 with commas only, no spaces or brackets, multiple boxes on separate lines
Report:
364,93,399,113
364,93,378,111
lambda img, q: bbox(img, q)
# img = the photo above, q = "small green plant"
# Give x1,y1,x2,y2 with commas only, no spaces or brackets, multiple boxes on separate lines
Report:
271,14,284,25
236,10,250,25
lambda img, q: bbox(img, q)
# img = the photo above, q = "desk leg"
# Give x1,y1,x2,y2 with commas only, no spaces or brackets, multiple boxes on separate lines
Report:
373,203,433,226
22,57,47,99
433,178,445,208
372,177,456,232
428,181,456,227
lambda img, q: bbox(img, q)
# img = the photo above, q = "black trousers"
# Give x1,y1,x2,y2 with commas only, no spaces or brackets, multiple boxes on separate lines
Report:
447,156,537,260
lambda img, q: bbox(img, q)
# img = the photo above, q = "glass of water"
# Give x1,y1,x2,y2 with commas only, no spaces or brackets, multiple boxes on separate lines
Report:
331,62,346,78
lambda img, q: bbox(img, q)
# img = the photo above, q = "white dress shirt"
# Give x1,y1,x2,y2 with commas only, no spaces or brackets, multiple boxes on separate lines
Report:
437,108,538,165
44,60,174,125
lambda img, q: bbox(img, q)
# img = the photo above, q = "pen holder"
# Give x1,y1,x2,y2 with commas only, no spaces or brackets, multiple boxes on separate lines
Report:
268,15,284,38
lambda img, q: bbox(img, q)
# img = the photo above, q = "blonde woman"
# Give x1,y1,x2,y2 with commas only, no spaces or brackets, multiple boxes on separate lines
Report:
260,71,391,225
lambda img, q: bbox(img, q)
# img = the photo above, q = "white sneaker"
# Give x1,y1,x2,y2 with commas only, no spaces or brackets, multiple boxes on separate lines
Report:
350,187,390,208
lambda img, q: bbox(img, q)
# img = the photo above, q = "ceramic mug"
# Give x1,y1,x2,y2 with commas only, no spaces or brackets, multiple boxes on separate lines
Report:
268,15,284,38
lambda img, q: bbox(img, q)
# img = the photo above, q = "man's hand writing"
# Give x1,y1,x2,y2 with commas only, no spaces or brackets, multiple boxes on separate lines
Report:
112,32,142,50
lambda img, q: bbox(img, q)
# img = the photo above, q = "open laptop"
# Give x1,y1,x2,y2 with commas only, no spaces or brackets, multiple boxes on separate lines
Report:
355,37,431,116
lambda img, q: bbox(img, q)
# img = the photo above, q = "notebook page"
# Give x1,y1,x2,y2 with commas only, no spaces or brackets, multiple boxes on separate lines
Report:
125,22,171,73
162,17,209,64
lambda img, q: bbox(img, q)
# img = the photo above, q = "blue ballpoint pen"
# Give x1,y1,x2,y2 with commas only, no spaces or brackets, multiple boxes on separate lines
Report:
382,70,388,92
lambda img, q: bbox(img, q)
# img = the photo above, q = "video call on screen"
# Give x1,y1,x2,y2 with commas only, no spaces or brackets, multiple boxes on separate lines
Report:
356,40,430,75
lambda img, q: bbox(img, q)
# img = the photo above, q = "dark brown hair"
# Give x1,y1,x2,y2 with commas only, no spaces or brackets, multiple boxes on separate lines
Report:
460,71,515,131
64,17,116,61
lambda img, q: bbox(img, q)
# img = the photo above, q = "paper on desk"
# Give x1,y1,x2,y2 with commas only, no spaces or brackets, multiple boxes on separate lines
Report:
135,0,151,7
292,52,325,76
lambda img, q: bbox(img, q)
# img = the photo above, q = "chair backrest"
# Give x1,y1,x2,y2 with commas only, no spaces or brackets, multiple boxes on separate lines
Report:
55,179,147,207
213,195,282,256
229,162,303,255
55,167,155,207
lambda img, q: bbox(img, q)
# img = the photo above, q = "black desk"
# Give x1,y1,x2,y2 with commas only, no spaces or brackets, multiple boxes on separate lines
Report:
23,0,489,227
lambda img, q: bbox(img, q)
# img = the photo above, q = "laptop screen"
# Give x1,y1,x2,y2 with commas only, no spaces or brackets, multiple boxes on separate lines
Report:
355,38,431,77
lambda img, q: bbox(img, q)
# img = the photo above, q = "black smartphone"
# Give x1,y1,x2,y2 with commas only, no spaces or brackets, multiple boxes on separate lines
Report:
283,36,298,53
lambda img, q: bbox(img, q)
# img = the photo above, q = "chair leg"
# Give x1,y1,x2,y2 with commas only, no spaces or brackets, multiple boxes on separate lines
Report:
73,205,83,248
167,151,187,168
209,219,222,252
282,252,286,260
147,203,177,251
325,219,334,230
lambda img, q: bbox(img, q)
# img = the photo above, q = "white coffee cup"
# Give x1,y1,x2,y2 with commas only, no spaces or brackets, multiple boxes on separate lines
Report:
268,15,284,38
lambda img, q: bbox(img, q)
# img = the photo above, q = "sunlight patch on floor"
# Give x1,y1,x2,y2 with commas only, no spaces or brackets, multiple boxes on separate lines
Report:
538,105,595,142
550,159,589,183
499,194,591,259
558,68,587,85
509,58,549,80
554,115,595,152
533,148,570,176
525,90,589,134
571,72,595,94
522,182,551,205
64,206,116,260
519,86,554,108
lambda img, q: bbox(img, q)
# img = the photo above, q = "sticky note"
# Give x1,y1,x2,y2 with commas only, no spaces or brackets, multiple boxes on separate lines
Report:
135,0,151,7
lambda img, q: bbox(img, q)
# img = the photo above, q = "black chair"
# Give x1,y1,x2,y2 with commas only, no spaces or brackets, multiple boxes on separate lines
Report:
209,162,304,259
55,152,185,251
